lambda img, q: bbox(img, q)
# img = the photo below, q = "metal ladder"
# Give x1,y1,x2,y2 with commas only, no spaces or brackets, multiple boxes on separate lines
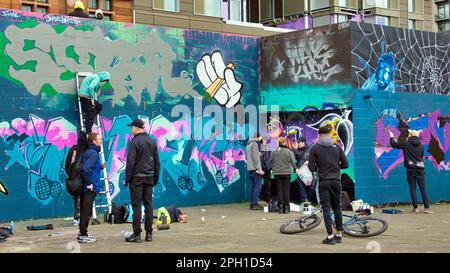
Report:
75,72,113,222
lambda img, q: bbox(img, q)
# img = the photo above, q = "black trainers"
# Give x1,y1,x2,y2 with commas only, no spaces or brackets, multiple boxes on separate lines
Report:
334,235,342,243
125,233,142,243
322,237,336,245
250,204,264,210
145,232,152,242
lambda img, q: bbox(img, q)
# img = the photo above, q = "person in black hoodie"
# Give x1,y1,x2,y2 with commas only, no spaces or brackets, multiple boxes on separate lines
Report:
68,1,90,18
260,136,273,203
390,129,432,214
309,124,348,245
294,137,316,203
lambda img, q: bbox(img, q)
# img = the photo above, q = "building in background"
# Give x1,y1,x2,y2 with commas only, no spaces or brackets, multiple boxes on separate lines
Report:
0,0,133,22
435,0,449,31
246,0,448,32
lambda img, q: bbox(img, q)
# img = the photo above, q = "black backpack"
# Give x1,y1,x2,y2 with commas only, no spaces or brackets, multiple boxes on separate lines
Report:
107,202,128,224
268,196,280,212
65,146,83,196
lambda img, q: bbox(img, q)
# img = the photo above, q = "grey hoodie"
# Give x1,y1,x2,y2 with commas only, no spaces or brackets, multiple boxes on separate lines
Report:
246,139,261,172
270,145,297,176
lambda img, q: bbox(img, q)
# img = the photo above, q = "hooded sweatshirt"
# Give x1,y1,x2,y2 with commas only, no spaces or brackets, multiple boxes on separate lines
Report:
308,136,348,181
270,145,296,176
82,143,101,193
78,71,111,99
246,139,261,171
390,136,424,169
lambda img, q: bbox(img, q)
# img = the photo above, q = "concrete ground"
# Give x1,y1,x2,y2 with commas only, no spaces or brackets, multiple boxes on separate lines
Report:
1,202,450,253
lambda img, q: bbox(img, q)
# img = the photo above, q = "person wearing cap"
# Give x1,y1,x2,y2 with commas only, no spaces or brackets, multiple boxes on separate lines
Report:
389,129,432,214
124,119,160,243
78,71,110,133
95,9,104,20
270,137,297,214
308,124,348,245
69,1,90,18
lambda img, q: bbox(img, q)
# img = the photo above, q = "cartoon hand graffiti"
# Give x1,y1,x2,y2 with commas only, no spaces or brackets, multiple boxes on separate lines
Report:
196,51,243,108
0,181,7,196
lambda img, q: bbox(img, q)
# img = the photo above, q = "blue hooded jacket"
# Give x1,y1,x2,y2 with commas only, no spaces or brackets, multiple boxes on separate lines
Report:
78,71,110,99
82,143,102,193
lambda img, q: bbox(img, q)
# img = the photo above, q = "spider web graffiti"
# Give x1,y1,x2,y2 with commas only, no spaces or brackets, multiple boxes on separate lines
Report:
351,22,450,95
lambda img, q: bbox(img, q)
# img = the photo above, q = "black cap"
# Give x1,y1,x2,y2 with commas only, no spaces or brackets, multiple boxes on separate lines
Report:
127,119,144,129
318,124,332,134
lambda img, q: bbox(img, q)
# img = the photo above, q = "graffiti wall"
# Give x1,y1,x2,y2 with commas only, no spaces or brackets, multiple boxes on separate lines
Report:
351,22,450,204
0,9,259,221
267,109,354,180
260,23,353,112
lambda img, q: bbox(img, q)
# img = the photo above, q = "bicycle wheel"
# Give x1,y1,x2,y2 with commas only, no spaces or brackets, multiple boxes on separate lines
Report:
343,216,388,237
280,214,321,234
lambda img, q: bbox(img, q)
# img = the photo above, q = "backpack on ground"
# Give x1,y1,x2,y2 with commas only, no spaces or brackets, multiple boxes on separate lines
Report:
106,202,128,224
268,196,280,212
340,191,353,211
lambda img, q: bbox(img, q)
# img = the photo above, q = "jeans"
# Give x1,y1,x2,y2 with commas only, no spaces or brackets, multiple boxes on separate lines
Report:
130,177,154,235
298,178,317,203
72,195,80,220
248,171,262,206
318,179,343,235
406,168,430,209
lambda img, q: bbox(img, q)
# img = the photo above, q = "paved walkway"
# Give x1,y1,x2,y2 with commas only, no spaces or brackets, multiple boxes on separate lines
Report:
1,203,449,253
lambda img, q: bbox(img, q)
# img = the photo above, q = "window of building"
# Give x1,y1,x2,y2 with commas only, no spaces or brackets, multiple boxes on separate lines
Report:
311,0,331,10
363,0,388,9
338,0,348,7
21,5,32,12
103,0,111,10
37,0,48,2
338,14,348,23
260,0,274,21
89,0,98,9
438,21,450,32
195,0,222,17
36,6,47,13
408,19,415,29
437,3,449,20
230,0,242,21
313,15,330,27
365,15,389,26
408,0,414,12
153,0,179,12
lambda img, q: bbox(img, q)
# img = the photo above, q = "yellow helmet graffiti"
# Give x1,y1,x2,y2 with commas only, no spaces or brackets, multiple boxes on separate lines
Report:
74,1,85,11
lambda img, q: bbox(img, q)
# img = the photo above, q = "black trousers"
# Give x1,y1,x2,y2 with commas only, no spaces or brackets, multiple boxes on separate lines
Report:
79,191,96,236
406,168,430,209
261,171,274,203
318,179,343,235
275,175,291,207
130,177,154,236
80,97,102,133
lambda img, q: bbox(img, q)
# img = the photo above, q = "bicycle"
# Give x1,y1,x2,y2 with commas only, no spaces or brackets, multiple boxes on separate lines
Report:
280,207,388,237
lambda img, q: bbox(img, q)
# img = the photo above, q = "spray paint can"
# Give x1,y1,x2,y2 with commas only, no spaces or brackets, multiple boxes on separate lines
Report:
10,221,14,234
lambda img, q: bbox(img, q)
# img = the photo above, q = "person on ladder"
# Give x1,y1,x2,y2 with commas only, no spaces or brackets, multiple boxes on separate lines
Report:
78,71,110,133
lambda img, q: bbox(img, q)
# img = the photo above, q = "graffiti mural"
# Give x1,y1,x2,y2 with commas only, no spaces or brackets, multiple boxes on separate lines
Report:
374,110,450,179
352,22,450,95
260,24,352,112
0,9,259,221
266,109,354,180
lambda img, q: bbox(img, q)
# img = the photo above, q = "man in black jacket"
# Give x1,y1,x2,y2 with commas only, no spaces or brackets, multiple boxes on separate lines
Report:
309,124,348,245
124,119,160,243
390,129,432,214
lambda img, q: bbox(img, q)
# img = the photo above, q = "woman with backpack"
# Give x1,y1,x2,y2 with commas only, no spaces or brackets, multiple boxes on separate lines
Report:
270,137,297,214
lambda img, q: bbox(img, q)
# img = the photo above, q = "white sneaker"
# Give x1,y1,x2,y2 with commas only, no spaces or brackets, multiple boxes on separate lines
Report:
77,234,96,243
73,219,80,226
